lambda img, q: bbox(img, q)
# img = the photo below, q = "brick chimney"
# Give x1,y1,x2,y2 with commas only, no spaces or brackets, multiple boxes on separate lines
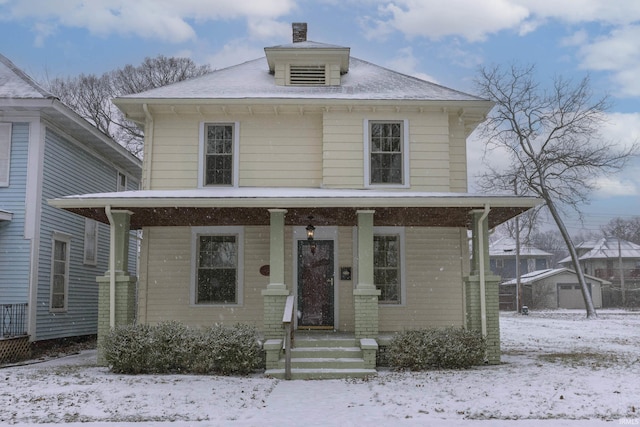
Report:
292,22,307,43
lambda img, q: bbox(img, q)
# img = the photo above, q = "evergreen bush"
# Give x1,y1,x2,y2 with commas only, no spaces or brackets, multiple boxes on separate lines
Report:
387,327,485,370
103,322,262,375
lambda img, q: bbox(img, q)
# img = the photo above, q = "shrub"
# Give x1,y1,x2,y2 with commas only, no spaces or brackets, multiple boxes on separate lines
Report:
102,322,262,375
387,327,485,370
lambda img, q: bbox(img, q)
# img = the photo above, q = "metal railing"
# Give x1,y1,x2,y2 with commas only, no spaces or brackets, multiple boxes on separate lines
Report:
1,303,28,338
282,295,295,380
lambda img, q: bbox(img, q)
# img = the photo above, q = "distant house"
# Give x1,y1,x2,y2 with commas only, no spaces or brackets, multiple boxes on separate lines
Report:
559,237,640,307
502,268,606,309
490,237,552,280
0,53,141,360
50,23,540,377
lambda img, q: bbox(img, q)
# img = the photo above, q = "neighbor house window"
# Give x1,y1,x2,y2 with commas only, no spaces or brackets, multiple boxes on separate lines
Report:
373,228,405,304
191,226,244,305
50,232,71,312
0,123,12,187
364,120,409,187
117,172,127,191
83,218,98,265
200,123,239,187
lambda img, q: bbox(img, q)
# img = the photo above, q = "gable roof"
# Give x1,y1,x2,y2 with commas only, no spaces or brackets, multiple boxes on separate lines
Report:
0,53,141,178
0,53,54,99
115,56,486,103
489,236,553,257
559,237,640,263
502,268,610,285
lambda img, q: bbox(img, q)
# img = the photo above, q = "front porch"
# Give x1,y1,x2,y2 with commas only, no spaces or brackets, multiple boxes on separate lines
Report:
49,187,540,375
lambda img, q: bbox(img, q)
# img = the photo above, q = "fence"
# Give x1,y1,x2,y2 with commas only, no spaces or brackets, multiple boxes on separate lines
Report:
1,303,28,338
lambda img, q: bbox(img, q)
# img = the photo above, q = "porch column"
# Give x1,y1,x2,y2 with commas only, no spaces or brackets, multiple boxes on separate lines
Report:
465,208,501,364
354,210,380,339
96,209,136,366
262,209,290,340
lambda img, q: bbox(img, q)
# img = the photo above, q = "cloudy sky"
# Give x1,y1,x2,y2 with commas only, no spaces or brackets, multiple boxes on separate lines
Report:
1,0,638,235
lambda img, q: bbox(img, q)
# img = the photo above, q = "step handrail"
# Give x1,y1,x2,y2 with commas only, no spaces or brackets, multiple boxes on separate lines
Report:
282,294,295,380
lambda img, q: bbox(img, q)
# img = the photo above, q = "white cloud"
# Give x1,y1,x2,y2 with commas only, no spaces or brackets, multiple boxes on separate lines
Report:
577,25,640,97
204,40,265,70
3,0,296,44
385,46,439,83
591,176,639,198
368,0,530,42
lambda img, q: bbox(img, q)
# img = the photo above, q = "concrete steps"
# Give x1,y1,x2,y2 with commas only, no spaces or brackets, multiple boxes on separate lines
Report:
264,336,377,380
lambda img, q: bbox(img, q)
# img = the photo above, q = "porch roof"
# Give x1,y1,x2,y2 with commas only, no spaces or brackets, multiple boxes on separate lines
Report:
48,187,542,230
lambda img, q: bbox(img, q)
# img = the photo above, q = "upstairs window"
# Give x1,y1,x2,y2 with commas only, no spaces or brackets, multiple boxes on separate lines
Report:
200,123,238,187
289,65,326,86
117,172,127,192
365,120,409,187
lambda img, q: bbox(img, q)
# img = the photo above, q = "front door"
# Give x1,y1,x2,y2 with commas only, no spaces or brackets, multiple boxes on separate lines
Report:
297,240,334,329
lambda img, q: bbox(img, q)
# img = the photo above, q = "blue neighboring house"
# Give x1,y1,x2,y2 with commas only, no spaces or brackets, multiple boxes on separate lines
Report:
0,53,141,356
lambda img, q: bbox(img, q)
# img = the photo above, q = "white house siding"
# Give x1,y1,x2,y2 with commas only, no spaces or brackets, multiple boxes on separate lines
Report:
0,122,31,305
139,224,467,333
148,113,323,190
138,226,266,328
322,110,452,191
448,115,468,192
35,127,138,341
378,227,467,331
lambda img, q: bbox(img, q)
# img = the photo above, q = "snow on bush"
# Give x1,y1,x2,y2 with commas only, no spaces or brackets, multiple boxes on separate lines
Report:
103,322,262,375
387,327,485,370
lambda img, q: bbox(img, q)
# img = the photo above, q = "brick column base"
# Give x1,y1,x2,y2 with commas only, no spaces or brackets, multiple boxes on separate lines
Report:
353,288,381,339
261,289,290,341
96,274,136,366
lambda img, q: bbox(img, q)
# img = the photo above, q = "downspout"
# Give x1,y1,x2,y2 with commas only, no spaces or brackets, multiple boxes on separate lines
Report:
142,103,153,189
105,205,116,328
477,204,491,339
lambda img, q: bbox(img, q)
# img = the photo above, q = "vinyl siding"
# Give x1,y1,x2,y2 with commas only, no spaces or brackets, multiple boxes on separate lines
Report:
139,226,267,328
322,110,453,191
148,113,323,189
140,224,467,333
448,115,468,192
0,123,31,304
35,127,138,341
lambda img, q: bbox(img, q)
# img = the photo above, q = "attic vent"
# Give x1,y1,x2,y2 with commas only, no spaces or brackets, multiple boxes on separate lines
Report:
289,65,326,86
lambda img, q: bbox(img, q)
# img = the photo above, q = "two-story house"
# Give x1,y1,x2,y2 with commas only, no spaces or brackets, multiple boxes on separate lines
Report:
50,24,540,377
559,237,640,307
0,53,141,362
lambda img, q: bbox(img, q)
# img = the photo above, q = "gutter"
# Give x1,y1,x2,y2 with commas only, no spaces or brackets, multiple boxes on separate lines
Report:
105,205,116,328
142,103,153,189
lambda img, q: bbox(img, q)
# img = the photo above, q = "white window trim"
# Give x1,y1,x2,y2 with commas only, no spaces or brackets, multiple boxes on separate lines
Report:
190,226,244,307
198,122,240,188
117,171,127,192
83,218,98,266
0,122,12,187
50,231,72,313
363,119,410,189
352,226,407,306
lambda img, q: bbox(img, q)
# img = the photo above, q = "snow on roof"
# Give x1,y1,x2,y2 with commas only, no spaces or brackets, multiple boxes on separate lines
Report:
489,236,553,257
117,56,484,102
502,268,610,285
559,237,640,263
266,40,348,49
0,53,55,99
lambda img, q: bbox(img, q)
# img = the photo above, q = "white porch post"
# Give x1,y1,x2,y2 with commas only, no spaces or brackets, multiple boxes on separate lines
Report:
262,209,290,340
354,210,380,339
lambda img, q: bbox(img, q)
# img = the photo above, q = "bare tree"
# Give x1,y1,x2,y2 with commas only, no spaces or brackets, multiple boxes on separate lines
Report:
475,64,639,319
601,217,640,243
45,55,211,156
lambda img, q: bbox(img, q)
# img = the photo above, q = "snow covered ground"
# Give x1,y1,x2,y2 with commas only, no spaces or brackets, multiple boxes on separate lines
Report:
1,310,638,426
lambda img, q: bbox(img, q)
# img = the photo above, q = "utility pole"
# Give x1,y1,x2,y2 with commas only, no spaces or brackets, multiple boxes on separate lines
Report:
618,238,626,306
514,178,522,313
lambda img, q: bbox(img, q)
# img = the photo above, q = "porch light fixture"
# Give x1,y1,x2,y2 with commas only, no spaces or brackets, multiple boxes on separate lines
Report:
306,216,317,254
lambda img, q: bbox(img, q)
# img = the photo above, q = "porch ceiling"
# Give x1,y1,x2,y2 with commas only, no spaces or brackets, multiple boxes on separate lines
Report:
49,187,542,230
